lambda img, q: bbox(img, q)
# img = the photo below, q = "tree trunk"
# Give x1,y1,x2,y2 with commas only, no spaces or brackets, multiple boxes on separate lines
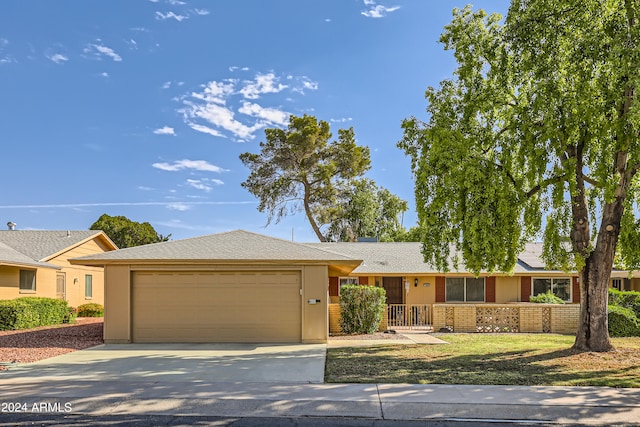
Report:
574,254,614,352
573,201,623,352
302,181,326,242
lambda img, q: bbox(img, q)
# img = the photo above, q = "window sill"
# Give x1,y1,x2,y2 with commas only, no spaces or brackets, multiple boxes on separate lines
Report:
85,297,93,300
19,290,36,294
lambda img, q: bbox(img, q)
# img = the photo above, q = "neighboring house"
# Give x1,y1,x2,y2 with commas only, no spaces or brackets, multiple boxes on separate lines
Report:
71,229,640,344
0,229,117,307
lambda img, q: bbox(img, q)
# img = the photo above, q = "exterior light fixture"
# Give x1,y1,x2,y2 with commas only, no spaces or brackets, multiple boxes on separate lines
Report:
414,278,419,287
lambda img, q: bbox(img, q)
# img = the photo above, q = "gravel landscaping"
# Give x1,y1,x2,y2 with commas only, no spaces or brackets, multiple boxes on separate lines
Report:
0,318,103,369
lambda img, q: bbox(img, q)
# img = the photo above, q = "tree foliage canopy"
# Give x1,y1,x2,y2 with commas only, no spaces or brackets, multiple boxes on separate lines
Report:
89,214,170,248
399,1,640,351
240,114,372,241
323,178,409,242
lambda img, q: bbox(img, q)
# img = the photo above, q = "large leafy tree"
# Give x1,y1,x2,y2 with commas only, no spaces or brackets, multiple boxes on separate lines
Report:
90,214,170,248
240,114,371,242
399,1,640,351
323,178,409,242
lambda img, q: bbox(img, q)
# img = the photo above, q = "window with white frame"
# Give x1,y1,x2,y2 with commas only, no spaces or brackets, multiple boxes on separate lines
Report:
85,274,93,299
338,277,359,294
19,269,36,291
445,277,485,302
532,278,571,301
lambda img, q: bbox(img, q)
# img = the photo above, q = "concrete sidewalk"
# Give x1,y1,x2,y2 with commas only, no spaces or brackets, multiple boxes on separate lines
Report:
0,376,639,425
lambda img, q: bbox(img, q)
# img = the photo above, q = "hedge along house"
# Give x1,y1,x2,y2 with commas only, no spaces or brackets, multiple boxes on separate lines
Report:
0,229,117,308
71,230,361,344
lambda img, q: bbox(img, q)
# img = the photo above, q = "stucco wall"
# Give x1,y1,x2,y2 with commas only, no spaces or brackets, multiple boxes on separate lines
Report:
302,265,329,343
103,263,332,344
103,265,131,343
495,276,520,303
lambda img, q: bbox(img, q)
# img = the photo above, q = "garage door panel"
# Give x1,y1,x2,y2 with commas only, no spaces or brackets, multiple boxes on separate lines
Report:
132,271,301,343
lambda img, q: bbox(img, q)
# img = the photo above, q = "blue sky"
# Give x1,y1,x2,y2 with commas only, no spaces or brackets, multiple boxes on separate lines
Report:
0,0,509,242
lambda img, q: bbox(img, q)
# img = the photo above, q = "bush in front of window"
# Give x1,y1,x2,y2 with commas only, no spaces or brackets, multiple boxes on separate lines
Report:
77,303,104,317
0,297,74,330
608,288,640,318
339,284,386,335
529,290,565,304
0,300,40,330
608,305,640,337
16,297,70,325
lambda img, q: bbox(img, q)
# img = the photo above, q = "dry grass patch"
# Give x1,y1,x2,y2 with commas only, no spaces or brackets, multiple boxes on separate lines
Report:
325,334,640,387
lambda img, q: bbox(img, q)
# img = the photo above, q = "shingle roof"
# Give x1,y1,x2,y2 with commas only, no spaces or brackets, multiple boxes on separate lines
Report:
308,242,548,275
71,230,361,265
0,242,60,269
0,230,108,262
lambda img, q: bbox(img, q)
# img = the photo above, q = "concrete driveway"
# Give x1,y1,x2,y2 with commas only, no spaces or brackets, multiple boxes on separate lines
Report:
1,343,327,384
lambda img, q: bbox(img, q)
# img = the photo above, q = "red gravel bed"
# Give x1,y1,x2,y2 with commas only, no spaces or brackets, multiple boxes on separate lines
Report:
0,318,104,369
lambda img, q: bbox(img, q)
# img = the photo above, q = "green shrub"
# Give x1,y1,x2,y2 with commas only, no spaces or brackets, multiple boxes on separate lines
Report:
530,290,565,304
77,303,104,317
64,306,78,324
16,297,69,325
339,285,386,335
0,300,40,330
608,304,640,337
0,297,75,330
609,288,640,318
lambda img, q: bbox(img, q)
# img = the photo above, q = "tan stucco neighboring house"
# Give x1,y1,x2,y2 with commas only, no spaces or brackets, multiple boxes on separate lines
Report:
0,230,117,307
71,230,361,344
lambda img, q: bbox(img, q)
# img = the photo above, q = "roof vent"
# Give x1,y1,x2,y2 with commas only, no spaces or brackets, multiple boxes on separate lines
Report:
357,237,378,243
7,221,16,230
66,230,71,237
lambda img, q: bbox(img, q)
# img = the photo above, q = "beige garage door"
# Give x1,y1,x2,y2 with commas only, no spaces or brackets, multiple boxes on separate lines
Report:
132,271,301,343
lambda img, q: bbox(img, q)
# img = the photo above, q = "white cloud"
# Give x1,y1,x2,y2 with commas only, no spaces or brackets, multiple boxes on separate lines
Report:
126,39,138,50
48,53,69,64
162,81,171,89
185,100,262,140
167,0,186,4
85,43,122,61
180,71,315,141
239,73,287,99
186,179,212,192
152,159,227,173
153,126,176,135
155,11,188,21
238,102,289,126
330,117,353,123
0,201,254,209
361,3,400,18
138,186,155,191
192,80,235,104
193,8,209,16
187,122,225,138
167,202,191,211
100,72,109,78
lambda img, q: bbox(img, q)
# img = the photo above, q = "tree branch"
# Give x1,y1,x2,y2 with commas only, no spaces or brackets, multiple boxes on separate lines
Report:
525,175,566,199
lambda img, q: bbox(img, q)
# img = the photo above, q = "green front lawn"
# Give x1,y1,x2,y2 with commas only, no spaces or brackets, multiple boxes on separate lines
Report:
325,334,640,388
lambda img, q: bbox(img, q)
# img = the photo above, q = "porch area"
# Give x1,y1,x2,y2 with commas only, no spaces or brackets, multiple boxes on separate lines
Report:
328,303,580,335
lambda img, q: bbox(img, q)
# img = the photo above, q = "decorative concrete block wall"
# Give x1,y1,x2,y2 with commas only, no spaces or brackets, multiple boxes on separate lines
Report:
432,303,580,334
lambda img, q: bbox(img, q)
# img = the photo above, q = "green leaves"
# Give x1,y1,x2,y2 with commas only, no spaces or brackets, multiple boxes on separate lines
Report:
323,178,408,242
240,114,371,241
400,0,640,276
338,285,386,335
89,214,170,248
